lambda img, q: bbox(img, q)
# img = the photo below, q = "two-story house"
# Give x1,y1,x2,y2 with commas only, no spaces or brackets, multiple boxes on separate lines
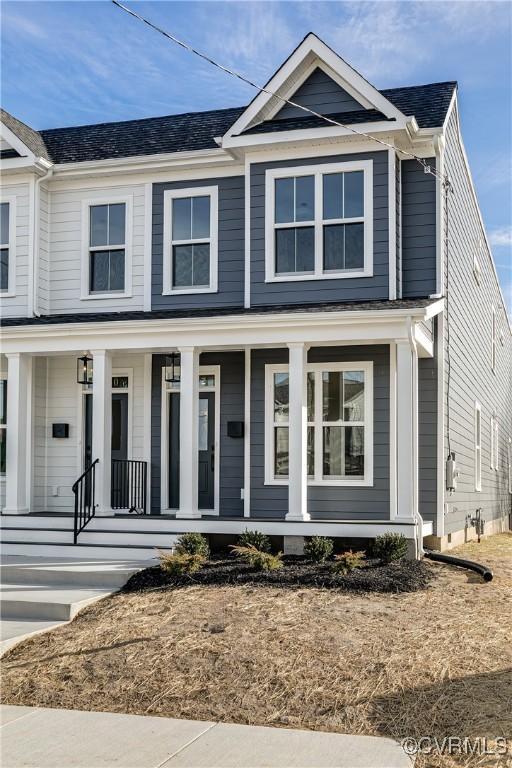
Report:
1,33,510,559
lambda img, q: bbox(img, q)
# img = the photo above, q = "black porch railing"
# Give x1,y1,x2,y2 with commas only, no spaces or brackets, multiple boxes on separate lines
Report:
72,459,99,544
111,459,148,515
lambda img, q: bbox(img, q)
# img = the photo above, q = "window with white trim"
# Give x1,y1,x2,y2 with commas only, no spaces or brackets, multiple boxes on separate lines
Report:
265,161,373,281
0,377,6,476
0,202,10,292
490,413,499,470
164,187,218,294
265,361,373,485
474,401,481,491
491,306,497,372
88,203,126,294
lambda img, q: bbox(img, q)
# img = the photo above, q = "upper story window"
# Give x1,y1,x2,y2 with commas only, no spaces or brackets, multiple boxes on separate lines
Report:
82,197,132,300
0,199,15,295
265,361,373,486
163,187,218,295
265,161,373,283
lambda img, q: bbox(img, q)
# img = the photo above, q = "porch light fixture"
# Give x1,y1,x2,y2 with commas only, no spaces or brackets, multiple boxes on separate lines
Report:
77,353,93,385
164,353,180,384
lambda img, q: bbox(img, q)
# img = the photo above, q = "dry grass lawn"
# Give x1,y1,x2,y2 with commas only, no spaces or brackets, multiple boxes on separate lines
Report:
2,534,511,767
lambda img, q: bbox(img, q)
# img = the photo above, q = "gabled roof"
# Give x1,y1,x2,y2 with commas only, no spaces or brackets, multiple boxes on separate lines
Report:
0,107,50,160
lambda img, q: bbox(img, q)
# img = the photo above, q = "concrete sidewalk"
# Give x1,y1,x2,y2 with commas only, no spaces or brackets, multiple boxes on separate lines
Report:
0,705,412,768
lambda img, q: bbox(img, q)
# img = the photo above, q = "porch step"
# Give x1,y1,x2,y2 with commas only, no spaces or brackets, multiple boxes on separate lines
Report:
0,542,166,561
0,584,113,621
0,556,147,589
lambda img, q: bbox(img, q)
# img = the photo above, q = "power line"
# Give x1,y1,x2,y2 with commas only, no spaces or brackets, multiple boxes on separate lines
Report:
111,0,448,185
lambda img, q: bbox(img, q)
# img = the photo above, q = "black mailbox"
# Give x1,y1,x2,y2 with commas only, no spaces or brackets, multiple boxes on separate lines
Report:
52,423,69,438
227,421,244,438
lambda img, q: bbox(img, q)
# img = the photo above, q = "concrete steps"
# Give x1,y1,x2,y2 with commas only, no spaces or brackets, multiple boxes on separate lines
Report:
0,584,113,621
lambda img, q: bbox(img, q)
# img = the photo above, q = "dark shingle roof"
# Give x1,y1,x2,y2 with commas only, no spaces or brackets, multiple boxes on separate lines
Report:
1,298,439,328
244,108,393,135
1,81,456,165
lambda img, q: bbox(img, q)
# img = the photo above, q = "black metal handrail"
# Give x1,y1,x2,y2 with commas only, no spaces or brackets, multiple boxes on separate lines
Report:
72,458,99,544
111,459,148,515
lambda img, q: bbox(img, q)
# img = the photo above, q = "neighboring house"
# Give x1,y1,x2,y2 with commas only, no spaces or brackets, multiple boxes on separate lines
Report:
0,33,510,559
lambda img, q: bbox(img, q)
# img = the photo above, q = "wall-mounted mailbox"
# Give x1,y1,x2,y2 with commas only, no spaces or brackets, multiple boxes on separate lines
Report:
52,423,69,438
227,421,244,438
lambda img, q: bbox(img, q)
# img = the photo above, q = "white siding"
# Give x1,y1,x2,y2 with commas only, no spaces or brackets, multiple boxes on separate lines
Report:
38,184,50,314
0,179,31,317
49,182,146,313
32,357,48,511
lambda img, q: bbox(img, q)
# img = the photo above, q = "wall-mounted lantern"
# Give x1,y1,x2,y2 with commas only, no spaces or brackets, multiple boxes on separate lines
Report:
77,353,93,385
164,353,180,384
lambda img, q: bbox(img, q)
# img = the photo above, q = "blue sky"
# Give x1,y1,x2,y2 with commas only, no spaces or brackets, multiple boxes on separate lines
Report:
2,0,511,310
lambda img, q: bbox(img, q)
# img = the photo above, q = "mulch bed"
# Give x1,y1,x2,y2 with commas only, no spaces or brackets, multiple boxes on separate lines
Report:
123,555,435,594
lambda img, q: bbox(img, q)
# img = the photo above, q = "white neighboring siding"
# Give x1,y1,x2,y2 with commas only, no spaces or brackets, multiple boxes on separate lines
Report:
0,179,31,317
49,182,146,313
34,353,147,513
38,184,50,314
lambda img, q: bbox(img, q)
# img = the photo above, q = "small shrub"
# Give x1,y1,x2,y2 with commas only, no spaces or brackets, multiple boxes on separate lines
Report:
372,533,408,564
230,544,283,571
159,551,205,576
333,550,366,575
304,536,334,562
237,529,271,552
175,532,210,558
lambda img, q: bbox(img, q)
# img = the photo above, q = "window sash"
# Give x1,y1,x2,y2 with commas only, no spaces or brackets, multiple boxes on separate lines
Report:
87,202,127,295
268,163,371,281
266,363,372,485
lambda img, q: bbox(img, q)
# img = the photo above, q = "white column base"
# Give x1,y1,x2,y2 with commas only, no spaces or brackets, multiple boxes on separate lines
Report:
2,507,30,515
287,343,309,522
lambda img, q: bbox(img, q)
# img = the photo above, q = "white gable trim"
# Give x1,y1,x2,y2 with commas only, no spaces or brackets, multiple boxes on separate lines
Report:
223,33,407,142
0,122,37,162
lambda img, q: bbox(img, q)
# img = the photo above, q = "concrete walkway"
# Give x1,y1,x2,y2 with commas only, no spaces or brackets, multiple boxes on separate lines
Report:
0,705,412,768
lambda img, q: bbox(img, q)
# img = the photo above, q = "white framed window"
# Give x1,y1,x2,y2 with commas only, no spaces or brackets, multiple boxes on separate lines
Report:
0,197,16,296
490,413,499,471
163,186,218,295
474,401,481,491
491,306,497,372
265,160,373,282
265,361,373,486
81,197,132,300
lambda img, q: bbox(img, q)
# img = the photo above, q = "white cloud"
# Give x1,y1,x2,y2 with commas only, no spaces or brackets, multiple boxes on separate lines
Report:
489,227,512,247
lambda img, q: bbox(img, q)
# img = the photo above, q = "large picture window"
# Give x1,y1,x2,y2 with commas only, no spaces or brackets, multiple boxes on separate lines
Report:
83,199,131,297
265,161,373,282
265,361,373,486
163,186,218,294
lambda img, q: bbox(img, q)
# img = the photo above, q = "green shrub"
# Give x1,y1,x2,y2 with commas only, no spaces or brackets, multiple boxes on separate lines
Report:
230,544,283,571
237,529,271,553
333,550,366,575
159,551,205,575
175,532,210,558
304,536,334,562
371,533,408,564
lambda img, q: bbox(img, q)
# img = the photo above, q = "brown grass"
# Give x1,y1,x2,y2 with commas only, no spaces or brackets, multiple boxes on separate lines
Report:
2,534,512,767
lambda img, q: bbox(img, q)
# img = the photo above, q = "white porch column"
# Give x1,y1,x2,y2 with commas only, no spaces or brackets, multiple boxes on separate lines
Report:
4,353,33,514
178,346,200,519
92,349,112,514
286,342,309,521
396,340,419,520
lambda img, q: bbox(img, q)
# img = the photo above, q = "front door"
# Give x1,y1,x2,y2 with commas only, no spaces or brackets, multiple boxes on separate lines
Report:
168,391,216,511
111,393,129,508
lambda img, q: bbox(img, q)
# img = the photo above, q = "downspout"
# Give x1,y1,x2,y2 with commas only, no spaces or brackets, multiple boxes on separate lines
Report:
407,316,424,558
32,163,53,317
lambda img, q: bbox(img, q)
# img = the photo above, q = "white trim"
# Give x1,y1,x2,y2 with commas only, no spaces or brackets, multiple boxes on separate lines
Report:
490,412,499,472
388,150,397,300
264,360,373,487
143,183,152,311
0,122,37,164
160,364,221,515
389,342,397,518
143,353,152,512
264,160,373,282
434,133,445,297
244,156,251,308
436,313,445,537
162,186,218,295
80,195,133,300
0,372,7,481
27,176,35,315
223,32,406,142
474,400,482,492
508,438,512,494
0,195,16,297
243,348,251,517
111,367,133,460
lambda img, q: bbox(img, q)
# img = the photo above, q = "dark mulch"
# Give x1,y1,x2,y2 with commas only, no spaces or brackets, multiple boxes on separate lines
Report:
123,556,435,594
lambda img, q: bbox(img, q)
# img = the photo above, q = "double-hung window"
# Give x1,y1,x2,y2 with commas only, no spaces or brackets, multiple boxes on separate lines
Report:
266,161,372,281
86,201,130,296
474,401,481,491
164,187,218,294
0,199,15,294
265,361,373,486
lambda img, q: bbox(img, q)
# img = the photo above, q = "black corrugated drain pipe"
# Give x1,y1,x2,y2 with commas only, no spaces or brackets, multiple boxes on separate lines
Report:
424,549,493,582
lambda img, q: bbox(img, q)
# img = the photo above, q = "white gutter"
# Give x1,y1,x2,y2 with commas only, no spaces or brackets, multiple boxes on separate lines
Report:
32,165,54,316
